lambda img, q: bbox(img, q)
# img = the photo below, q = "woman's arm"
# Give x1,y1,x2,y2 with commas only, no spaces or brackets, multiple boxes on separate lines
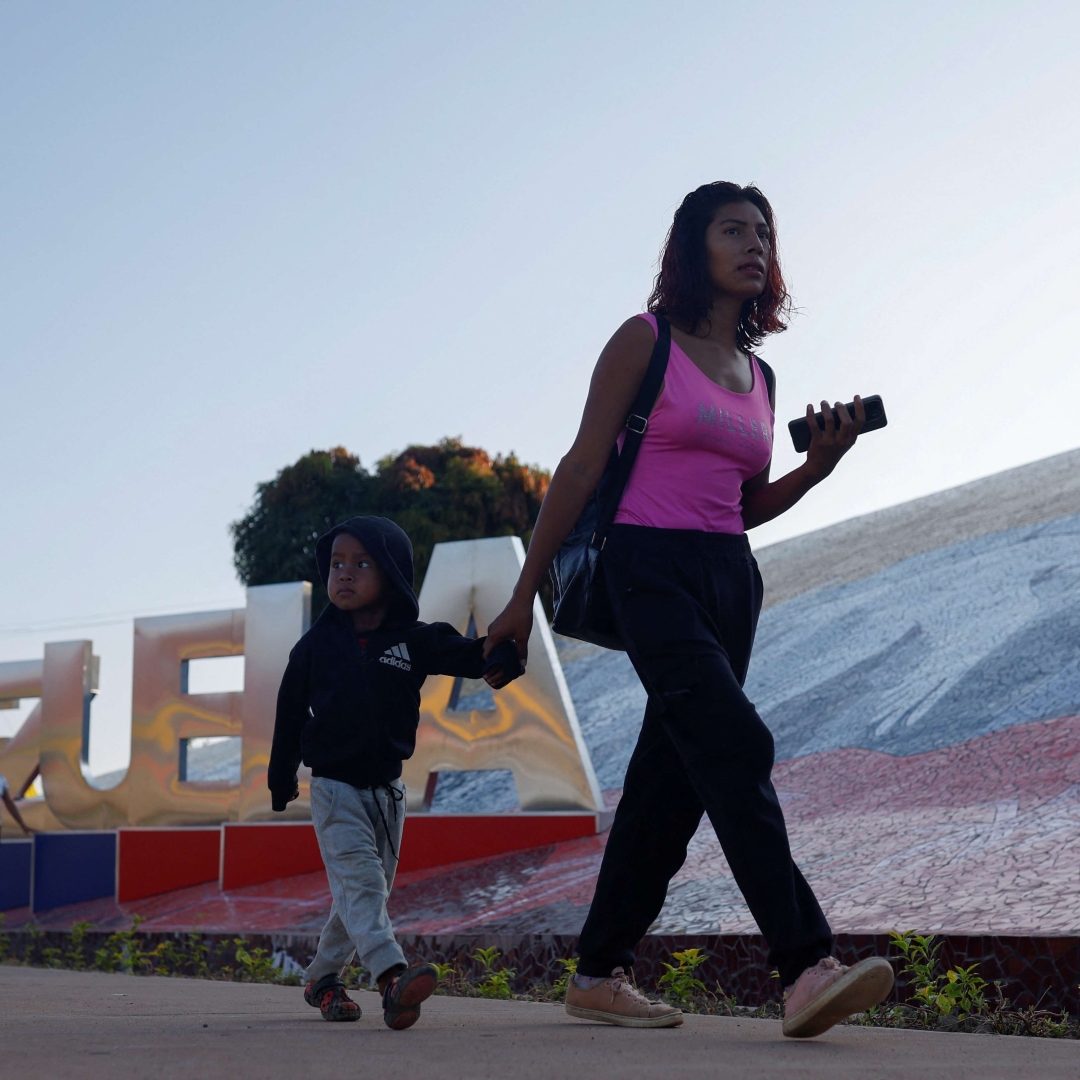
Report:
741,396,866,530
17,764,39,799
484,317,657,662
2,788,31,836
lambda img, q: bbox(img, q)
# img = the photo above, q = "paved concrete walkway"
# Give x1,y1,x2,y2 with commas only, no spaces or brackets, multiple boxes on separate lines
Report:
1,966,1075,1079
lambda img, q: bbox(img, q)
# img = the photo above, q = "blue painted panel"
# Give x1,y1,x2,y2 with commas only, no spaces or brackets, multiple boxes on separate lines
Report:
0,839,32,910
32,831,116,913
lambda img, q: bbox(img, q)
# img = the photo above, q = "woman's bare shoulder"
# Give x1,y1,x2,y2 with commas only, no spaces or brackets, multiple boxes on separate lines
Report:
594,315,656,385
606,313,656,349
566,316,660,464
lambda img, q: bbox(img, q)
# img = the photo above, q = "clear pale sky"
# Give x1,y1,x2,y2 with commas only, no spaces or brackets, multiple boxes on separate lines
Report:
3,1,1079,774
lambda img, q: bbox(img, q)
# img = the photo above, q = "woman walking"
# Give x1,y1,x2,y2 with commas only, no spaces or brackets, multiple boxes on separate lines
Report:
485,182,893,1038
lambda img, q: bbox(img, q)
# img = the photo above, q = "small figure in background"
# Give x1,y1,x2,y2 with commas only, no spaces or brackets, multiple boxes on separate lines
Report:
0,770,33,838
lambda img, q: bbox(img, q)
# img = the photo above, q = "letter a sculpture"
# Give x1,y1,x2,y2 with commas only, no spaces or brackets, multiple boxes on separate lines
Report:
403,537,604,812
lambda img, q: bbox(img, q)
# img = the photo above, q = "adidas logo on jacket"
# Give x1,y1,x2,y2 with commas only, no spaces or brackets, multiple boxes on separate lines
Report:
380,643,412,671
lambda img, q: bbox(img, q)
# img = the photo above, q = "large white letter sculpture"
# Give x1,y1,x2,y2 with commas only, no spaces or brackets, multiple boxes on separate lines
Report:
403,537,603,812
0,583,311,830
1,538,602,828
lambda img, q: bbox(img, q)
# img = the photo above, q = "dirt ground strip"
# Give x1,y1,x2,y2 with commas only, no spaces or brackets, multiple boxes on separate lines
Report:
2,966,1077,1080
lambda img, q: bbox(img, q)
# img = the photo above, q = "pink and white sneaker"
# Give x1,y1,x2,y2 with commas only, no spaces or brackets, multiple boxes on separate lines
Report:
782,956,894,1038
565,968,683,1028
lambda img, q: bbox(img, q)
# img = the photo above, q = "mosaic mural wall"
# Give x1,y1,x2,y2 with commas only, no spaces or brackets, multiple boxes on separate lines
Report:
423,459,1080,944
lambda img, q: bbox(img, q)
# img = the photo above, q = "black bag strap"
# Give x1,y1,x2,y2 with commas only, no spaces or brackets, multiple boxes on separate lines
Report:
756,355,776,403
590,314,671,549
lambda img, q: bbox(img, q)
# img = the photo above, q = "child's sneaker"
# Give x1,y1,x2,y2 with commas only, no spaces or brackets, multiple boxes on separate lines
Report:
381,963,439,1030
304,974,362,1022
782,956,894,1038
565,968,683,1028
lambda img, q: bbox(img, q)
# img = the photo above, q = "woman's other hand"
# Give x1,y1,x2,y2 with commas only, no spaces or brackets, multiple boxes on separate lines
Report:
804,395,866,479
484,596,534,666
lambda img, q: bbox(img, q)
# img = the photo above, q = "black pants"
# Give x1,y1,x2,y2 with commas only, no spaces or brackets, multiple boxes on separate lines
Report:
576,525,833,987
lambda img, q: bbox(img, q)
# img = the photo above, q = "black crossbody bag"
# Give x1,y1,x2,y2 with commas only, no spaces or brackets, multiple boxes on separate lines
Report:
549,315,776,651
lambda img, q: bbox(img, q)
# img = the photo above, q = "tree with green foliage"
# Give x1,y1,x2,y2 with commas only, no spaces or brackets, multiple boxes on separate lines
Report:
231,438,550,616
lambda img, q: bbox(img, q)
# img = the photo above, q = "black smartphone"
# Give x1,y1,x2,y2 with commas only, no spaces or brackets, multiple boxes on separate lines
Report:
788,395,887,453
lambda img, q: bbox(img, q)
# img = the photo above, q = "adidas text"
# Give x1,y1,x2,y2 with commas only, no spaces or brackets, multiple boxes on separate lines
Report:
380,643,412,671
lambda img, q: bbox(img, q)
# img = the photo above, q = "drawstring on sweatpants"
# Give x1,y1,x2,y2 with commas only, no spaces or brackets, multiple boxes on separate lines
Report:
370,782,404,861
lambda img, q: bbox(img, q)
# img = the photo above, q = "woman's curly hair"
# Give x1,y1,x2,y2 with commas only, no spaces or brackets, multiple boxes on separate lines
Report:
647,182,791,353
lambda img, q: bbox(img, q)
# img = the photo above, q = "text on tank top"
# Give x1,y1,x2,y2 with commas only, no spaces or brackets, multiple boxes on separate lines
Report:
613,312,774,534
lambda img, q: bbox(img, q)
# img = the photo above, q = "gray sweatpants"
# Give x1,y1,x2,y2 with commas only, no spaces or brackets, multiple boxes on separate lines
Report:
304,776,407,986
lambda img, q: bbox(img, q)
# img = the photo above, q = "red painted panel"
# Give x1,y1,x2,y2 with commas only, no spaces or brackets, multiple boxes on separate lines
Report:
117,828,221,903
397,814,599,873
221,822,323,891
220,814,600,890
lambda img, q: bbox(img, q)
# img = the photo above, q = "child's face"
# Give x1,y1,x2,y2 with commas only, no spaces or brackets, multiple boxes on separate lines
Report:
328,534,389,612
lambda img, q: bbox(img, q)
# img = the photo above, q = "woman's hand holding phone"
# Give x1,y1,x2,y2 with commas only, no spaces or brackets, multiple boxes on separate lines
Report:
804,396,866,480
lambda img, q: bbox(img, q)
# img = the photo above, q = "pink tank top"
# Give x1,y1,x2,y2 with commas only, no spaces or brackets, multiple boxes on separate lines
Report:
613,313,774,534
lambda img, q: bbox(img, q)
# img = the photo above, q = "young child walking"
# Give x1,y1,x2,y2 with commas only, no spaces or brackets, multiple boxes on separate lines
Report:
268,516,522,1029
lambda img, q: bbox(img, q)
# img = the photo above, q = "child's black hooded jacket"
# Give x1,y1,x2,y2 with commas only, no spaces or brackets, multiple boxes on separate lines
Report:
267,516,521,810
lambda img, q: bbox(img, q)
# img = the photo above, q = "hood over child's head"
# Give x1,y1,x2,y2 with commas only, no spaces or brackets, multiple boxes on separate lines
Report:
315,516,420,626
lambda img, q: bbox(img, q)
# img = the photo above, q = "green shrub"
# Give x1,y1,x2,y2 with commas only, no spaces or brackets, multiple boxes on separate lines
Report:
183,933,210,979
92,915,144,973
550,957,578,1000
233,939,279,983
889,931,987,1019
430,961,456,981
471,947,515,1000
64,921,93,970
659,948,709,1007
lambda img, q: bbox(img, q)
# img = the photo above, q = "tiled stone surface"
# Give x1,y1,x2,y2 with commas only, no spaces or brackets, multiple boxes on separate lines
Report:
748,512,1080,761
657,713,1080,935
383,714,1080,941
754,446,1080,608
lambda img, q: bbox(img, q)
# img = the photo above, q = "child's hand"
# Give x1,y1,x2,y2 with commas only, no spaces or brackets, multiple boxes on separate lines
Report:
481,638,525,689
483,665,514,690
483,656,526,688
288,785,300,803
